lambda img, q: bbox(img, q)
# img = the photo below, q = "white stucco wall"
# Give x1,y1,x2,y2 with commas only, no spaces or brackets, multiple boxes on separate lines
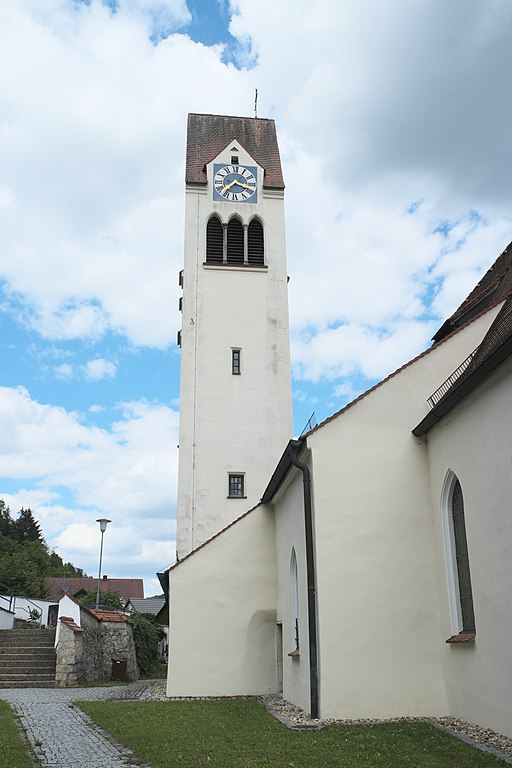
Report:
176,139,292,559
274,464,312,714
167,504,278,697
1,596,56,626
55,594,81,646
273,306,500,721
0,607,15,629
426,354,512,738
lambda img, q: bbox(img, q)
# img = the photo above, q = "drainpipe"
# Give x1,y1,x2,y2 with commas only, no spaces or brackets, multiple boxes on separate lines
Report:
288,439,319,719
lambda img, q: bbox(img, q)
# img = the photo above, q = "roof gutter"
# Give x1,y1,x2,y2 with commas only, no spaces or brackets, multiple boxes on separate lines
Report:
287,440,319,720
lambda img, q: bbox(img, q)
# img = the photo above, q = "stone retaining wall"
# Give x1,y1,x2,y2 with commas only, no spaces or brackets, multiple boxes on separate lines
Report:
55,604,138,686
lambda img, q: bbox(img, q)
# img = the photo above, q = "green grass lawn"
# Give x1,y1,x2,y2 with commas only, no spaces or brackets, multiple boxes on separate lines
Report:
78,698,507,768
0,701,33,768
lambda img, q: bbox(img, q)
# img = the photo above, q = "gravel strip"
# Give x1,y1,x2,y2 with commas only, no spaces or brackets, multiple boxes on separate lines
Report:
260,694,512,763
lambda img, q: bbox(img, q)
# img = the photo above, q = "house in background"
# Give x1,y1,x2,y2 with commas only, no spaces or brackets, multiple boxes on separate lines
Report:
126,596,168,661
125,596,165,617
46,576,144,606
165,111,512,739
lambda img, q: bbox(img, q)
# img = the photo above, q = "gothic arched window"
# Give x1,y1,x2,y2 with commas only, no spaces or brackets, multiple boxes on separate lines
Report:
206,216,223,263
290,548,299,651
248,219,264,265
443,474,476,638
451,478,476,633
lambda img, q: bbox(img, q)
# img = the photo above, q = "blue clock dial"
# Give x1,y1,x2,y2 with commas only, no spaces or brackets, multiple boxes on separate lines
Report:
213,164,258,202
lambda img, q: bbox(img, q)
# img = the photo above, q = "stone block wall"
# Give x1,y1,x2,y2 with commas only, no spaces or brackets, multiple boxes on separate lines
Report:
55,605,138,686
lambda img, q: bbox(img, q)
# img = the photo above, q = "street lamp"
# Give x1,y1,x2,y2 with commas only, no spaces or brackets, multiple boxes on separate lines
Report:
95,518,111,610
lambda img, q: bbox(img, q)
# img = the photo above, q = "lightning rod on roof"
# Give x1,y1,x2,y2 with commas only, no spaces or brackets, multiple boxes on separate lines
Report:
254,88,258,118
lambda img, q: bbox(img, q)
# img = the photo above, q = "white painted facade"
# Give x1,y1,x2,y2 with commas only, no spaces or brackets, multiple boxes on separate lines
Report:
0,595,57,627
273,307,499,721
167,297,512,736
176,137,292,559
0,606,14,629
55,593,81,646
168,505,278,696
273,464,311,714
426,353,512,737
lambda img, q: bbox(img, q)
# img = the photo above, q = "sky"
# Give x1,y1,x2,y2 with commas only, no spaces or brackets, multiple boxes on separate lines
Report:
1,0,511,596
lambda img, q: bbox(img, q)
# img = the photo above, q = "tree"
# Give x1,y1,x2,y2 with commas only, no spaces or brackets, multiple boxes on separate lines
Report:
80,588,124,610
47,550,86,578
0,546,48,598
12,508,44,545
0,499,85,600
0,500,13,538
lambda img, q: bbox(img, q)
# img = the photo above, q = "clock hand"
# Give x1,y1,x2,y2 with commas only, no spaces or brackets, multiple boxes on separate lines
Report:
221,179,254,194
222,179,239,192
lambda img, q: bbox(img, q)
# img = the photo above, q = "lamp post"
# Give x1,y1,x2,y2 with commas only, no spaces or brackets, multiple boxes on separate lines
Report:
95,518,111,610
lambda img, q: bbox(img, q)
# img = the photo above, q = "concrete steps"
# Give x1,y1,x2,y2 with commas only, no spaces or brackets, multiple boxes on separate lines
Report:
0,627,56,688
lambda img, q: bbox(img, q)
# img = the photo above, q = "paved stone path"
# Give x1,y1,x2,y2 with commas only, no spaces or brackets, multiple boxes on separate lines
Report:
0,682,155,768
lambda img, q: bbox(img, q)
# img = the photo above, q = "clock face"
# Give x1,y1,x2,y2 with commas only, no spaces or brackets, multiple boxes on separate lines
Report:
213,164,258,203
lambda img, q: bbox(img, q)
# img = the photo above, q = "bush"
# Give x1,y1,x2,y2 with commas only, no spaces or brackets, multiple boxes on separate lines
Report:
80,588,124,610
130,613,165,677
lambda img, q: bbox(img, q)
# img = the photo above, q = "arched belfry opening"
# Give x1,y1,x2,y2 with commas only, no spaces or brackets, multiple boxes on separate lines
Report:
227,217,244,264
248,218,264,265
205,215,265,266
206,215,223,263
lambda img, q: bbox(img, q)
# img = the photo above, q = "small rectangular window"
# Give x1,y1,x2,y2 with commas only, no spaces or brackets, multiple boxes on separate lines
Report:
231,155,239,164
232,349,241,375
178,270,184,287
228,474,245,498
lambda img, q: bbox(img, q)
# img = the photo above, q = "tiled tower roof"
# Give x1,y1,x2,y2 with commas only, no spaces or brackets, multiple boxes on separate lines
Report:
185,113,284,189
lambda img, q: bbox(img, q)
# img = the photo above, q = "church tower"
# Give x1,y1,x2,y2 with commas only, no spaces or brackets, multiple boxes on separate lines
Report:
176,113,293,559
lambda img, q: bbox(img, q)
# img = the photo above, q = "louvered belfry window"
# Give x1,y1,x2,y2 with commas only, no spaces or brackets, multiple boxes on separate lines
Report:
206,215,265,266
451,479,476,633
227,218,244,263
248,219,264,265
206,216,223,263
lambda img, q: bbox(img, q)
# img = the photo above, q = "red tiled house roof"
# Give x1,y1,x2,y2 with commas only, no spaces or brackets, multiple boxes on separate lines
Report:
46,577,144,603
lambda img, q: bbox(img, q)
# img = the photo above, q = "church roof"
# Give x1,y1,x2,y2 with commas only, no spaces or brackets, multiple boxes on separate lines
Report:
413,293,512,435
302,239,512,441
185,113,285,189
433,240,512,342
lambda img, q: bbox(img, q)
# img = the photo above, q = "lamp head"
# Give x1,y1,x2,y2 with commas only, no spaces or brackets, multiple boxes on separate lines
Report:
96,518,111,533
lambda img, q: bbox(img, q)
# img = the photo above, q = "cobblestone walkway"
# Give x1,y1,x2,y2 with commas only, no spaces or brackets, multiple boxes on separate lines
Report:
0,683,155,768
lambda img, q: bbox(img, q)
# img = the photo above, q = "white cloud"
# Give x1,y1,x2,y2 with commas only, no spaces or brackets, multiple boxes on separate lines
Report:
0,386,178,582
54,363,74,381
0,1,256,347
81,358,117,381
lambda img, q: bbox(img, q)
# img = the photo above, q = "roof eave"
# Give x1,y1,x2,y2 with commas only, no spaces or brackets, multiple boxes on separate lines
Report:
412,332,512,436
260,438,305,504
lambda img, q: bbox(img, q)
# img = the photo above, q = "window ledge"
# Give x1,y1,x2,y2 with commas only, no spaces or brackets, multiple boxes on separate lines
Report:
227,496,247,499
203,263,267,272
288,649,300,658
446,632,476,644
